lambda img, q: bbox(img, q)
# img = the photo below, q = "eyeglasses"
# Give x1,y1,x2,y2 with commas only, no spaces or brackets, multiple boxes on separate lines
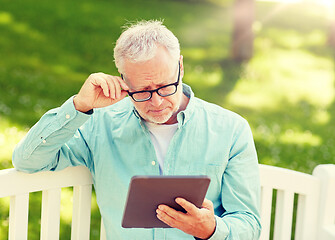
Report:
121,62,180,102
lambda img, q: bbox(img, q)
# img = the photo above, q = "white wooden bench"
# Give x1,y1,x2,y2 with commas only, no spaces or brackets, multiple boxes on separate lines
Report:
0,164,335,240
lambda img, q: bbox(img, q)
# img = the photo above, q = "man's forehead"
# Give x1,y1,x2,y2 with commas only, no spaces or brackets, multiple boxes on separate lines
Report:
124,68,176,90
124,57,175,72
123,60,177,89
123,46,176,73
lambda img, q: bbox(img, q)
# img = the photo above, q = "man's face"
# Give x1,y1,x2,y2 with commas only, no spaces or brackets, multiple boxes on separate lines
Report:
122,46,186,124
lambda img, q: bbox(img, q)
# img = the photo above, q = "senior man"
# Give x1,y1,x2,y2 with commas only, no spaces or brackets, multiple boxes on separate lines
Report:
13,20,261,240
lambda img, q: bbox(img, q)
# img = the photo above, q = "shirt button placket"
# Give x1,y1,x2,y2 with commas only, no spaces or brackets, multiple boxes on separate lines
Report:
165,163,170,175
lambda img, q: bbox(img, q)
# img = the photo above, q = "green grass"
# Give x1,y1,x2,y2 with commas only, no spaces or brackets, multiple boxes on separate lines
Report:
0,0,334,239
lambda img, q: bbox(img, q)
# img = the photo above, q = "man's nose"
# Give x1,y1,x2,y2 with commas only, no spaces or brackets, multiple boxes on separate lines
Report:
150,92,163,107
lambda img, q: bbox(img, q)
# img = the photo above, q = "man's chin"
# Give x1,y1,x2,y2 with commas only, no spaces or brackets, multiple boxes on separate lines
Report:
143,112,173,124
145,116,171,124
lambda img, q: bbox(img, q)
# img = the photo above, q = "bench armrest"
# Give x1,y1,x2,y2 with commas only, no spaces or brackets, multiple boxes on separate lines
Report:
313,164,335,239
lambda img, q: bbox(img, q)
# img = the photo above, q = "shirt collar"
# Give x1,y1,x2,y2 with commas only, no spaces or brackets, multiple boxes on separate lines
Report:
176,83,195,127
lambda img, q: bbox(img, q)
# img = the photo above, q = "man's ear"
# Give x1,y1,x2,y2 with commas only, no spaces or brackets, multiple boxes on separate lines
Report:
179,55,184,79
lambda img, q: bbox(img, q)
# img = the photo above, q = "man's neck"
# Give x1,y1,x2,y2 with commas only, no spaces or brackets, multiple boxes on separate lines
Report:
163,93,189,125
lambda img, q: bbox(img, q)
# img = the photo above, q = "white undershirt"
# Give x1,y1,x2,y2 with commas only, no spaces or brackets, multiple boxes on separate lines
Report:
145,122,178,174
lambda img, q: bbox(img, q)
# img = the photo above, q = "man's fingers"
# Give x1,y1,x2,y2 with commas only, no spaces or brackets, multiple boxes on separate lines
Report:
105,76,119,99
93,77,110,98
175,198,199,216
156,208,178,228
157,205,186,222
104,75,129,100
120,90,129,99
202,198,214,210
117,76,130,91
75,72,129,112
92,74,127,100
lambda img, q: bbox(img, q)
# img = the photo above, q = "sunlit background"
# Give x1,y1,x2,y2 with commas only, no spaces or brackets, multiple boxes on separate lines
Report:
0,0,335,238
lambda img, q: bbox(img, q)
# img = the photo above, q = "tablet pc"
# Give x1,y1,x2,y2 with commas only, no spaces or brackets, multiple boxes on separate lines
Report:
122,175,211,228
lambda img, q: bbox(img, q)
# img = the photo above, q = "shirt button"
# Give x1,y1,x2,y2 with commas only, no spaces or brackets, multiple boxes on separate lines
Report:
42,139,46,144
151,161,156,166
65,114,70,119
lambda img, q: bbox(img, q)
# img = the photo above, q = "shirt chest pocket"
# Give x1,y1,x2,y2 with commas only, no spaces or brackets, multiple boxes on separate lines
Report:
187,163,225,201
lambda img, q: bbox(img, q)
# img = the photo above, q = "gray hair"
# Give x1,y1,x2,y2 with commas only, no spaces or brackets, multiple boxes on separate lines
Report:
114,20,180,73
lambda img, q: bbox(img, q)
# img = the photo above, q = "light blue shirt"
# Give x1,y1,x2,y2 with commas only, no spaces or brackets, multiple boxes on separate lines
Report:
13,84,261,240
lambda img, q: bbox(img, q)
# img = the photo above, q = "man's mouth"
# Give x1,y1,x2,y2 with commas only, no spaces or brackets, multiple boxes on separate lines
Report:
149,107,168,113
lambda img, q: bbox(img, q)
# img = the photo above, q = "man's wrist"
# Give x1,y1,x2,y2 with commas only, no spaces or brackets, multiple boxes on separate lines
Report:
194,229,215,240
73,96,92,113
193,218,216,240
83,109,94,115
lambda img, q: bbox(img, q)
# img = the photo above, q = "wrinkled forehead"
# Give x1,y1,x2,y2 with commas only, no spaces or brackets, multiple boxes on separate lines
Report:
123,62,178,91
123,46,176,72
122,48,178,90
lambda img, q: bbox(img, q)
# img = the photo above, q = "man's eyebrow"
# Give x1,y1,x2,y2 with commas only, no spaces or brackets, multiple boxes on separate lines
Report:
132,83,165,92
123,64,178,91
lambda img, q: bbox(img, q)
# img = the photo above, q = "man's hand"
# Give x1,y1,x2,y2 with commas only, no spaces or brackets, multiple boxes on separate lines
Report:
156,198,216,239
73,73,129,112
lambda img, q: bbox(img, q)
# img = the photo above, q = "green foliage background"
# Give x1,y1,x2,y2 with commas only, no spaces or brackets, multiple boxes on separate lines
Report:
0,0,334,239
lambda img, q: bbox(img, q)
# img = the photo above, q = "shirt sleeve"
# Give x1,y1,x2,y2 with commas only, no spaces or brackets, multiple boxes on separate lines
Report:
209,118,262,240
12,96,94,173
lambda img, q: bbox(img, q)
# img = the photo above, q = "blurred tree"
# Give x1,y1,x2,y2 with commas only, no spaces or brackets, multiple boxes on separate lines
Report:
232,0,254,61
325,2,335,49
328,20,335,48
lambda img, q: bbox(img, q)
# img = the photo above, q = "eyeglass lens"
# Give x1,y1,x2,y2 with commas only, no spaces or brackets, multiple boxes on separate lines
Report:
132,85,177,101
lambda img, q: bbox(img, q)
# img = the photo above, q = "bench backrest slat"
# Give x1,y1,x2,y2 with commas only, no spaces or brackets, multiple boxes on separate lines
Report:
273,190,295,240
259,186,273,240
71,185,92,240
100,219,106,240
40,189,61,240
295,192,319,240
9,194,29,240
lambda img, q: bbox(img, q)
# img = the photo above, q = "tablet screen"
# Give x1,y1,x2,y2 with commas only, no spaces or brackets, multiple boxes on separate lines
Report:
122,175,211,228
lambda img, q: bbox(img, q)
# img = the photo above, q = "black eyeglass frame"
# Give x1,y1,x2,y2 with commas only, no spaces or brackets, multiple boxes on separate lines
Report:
121,61,181,102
